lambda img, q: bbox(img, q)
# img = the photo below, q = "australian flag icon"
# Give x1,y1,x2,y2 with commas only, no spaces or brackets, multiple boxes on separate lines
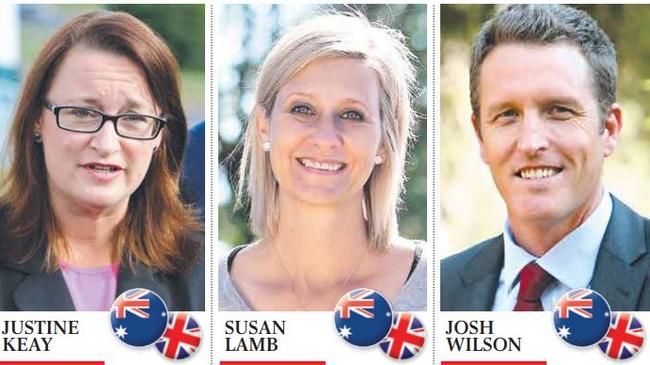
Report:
334,288,393,347
110,288,169,347
553,288,611,347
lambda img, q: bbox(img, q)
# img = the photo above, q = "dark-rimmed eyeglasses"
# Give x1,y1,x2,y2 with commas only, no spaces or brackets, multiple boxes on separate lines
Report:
44,102,166,140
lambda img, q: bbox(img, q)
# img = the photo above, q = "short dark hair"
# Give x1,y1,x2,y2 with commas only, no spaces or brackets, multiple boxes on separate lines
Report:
470,4,617,125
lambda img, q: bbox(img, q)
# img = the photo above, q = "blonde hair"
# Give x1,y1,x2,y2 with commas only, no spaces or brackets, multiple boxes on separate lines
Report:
236,12,417,250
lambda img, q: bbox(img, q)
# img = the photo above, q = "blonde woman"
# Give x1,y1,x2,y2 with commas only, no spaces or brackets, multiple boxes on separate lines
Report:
219,13,426,311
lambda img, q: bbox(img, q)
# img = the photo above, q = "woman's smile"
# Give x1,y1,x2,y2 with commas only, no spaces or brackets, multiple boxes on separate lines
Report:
296,157,346,174
261,57,383,205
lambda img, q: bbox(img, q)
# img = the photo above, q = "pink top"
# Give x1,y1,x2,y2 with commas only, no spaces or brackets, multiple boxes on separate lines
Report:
60,261,119,311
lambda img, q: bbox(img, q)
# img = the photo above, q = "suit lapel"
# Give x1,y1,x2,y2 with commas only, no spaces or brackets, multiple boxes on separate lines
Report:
592,197,648,310
13,264,172,311
116,263,171,307
4,245,75,310
459,236,504,310
11,269,75,311
9,254,170,311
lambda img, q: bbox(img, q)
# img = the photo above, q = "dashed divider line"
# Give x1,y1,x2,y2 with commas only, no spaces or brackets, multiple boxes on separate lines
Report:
209,4,215,365
431,4,437,365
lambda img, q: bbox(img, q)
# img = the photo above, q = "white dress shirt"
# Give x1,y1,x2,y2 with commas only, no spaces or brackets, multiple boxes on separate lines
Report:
492,192,613,311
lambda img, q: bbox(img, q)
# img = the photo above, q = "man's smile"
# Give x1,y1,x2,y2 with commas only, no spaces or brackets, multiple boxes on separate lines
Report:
516,166,563,180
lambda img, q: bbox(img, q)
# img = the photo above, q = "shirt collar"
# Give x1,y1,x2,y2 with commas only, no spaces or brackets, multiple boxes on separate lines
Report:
501,191,613,293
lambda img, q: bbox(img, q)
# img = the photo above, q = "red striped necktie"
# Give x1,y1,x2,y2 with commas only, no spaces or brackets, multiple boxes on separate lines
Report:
514,261,556,311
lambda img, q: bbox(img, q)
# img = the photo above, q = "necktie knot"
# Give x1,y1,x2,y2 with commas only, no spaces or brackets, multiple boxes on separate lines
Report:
514,261,555,311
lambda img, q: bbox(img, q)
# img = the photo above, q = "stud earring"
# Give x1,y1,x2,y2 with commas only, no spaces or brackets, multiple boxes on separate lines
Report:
33,132,42,143
262,142,271,152
374,155,383,165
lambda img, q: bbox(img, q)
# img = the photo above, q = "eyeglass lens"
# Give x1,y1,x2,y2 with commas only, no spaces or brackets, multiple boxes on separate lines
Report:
57,107,160,139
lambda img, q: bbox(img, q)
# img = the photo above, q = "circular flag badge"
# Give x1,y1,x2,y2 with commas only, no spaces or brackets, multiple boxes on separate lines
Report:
379,312,426,360
110,288,168,347
155,312,202,360
553,288,611,347
334,288,393,347
598,312,645,360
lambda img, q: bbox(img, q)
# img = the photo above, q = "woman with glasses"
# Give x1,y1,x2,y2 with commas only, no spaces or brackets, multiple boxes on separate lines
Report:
219,13,426,311
0,10,203,311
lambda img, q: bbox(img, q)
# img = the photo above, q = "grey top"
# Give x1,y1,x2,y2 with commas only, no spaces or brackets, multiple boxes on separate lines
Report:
219,242,427,311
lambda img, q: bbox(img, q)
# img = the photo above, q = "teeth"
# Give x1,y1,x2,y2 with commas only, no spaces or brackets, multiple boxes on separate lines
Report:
300,158,342,172
519,167,559,180
91,165,116,172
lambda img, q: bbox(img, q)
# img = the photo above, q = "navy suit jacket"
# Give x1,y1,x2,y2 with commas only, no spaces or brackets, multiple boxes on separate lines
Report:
441,196,650,311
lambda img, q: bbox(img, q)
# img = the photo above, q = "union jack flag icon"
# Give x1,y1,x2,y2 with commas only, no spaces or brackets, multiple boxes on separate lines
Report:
110,288,168,347
155,313,202,360
334,288,393,347
553,288,611,347
379,312,425,360
598,312,645,360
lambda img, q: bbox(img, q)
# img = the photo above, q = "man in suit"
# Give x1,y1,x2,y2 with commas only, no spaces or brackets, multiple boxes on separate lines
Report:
442,4,650,311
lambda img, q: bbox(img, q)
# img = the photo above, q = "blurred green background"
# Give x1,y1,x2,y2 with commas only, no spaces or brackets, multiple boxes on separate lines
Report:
218,4,427,252
16,4,204,125
441,4,650,257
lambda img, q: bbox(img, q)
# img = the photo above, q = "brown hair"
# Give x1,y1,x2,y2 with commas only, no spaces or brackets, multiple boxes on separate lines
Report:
0,10,200,272
470,4,617,134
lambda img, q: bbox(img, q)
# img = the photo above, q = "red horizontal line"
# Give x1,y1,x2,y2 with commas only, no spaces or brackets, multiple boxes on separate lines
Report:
442,362,546,365
221,362,325,365
0,362,103,365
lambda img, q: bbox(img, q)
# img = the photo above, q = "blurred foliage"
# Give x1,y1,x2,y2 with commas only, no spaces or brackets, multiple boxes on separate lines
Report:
17,4,204,124
219,4,427,247
441,5,650,256
107,4,204,71
105,4,205,122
